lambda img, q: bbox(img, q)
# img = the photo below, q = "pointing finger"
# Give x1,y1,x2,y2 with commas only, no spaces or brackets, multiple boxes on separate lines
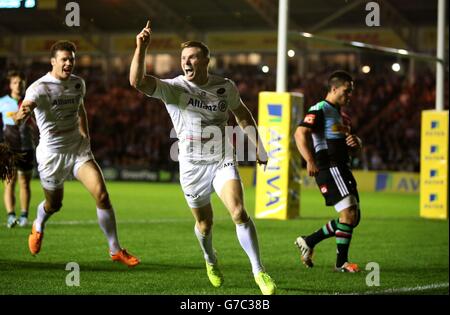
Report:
145,20,151,28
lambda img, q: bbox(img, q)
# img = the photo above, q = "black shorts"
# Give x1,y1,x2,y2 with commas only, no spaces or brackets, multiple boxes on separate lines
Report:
315,165,359,206
15,150,35,172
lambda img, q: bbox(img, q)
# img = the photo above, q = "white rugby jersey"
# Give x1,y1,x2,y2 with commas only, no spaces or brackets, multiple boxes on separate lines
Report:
24,73,85,152
151,74,241,163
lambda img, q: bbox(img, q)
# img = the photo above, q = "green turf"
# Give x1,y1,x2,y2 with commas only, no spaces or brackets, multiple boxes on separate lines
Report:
0,180,448,295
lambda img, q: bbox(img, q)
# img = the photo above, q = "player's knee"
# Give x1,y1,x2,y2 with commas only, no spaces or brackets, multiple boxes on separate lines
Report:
340,207,358,226
230,205,248,224
47,201,62,213
96,190,111,208
353,208,361,228
348,209,359,227
197,219,213,235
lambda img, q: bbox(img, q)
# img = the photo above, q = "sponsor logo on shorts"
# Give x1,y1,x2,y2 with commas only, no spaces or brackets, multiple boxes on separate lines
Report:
320,184,328,194
42,178,60,186
186,193,200,200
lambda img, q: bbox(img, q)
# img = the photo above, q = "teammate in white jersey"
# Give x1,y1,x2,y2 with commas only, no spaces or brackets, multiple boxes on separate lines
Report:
14,40,139,267
130,21,276,295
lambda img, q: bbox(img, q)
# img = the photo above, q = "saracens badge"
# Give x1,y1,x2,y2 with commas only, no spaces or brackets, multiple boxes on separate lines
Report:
218,100,227,112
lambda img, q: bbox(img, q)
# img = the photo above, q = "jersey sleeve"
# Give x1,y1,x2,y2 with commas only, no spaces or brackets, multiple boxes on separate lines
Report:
299,107,324,130
80,78,86,97
226,79,241,111
24,82,43,107
0,96,6,113
151,78,183,105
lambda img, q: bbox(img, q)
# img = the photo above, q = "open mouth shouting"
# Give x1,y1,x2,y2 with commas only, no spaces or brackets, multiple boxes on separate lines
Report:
63,67,72,76
184,66,194,79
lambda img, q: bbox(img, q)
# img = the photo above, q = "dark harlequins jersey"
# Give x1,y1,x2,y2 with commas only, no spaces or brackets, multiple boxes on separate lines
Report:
299,100,351,169
0,95,34,151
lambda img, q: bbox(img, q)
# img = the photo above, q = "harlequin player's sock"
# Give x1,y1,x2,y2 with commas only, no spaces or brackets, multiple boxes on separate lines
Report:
96,208,121,254
335,221,354,267
236,218,264,275
194,224,217,265
305,219,338,248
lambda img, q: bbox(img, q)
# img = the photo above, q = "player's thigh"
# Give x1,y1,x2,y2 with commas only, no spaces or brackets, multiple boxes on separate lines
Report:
75,159,107,196
179,160,213,208
18,170,32,188
217,179,244,211
213,162,244,211
316,167,350,207
36,146,69,191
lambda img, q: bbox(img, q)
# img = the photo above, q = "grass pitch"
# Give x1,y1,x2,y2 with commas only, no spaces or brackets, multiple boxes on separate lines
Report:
0,180,448,295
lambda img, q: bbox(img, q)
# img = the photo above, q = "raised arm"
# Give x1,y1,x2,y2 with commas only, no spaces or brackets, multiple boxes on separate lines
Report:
294,126,319,177
129,20,157,95
231,100,268,165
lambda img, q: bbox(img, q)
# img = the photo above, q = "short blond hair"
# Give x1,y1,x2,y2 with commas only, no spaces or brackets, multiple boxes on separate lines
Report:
180,41,210,58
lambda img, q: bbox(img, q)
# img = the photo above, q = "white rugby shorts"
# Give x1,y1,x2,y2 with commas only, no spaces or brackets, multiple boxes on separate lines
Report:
179,157,241,208
36,137,94,190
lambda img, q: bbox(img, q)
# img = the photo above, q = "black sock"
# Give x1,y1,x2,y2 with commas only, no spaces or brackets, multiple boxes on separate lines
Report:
305,219,338,248
7,212,16,217
335,221,354,267
20,212,28,218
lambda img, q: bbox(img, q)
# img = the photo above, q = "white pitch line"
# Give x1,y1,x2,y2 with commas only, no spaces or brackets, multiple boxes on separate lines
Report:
333,282,449,295
46,217,230,226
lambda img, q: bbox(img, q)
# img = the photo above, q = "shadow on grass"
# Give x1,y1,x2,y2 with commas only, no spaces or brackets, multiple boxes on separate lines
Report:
0,259,203,273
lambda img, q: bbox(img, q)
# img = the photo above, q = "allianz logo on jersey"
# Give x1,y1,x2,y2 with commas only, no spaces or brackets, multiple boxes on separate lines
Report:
51,97,78,106
187,97,227,112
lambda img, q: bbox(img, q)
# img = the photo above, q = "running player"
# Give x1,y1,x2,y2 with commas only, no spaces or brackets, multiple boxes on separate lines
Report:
294,70,362,273
14,40,139,267
130,21,276,294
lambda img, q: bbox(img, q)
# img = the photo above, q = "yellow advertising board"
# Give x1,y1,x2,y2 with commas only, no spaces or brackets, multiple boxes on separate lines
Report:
420,110,448,219
255,92,303,220
242,166,420,194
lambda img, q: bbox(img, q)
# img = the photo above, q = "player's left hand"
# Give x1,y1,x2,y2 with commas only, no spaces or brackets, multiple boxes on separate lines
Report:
345,133,362,148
